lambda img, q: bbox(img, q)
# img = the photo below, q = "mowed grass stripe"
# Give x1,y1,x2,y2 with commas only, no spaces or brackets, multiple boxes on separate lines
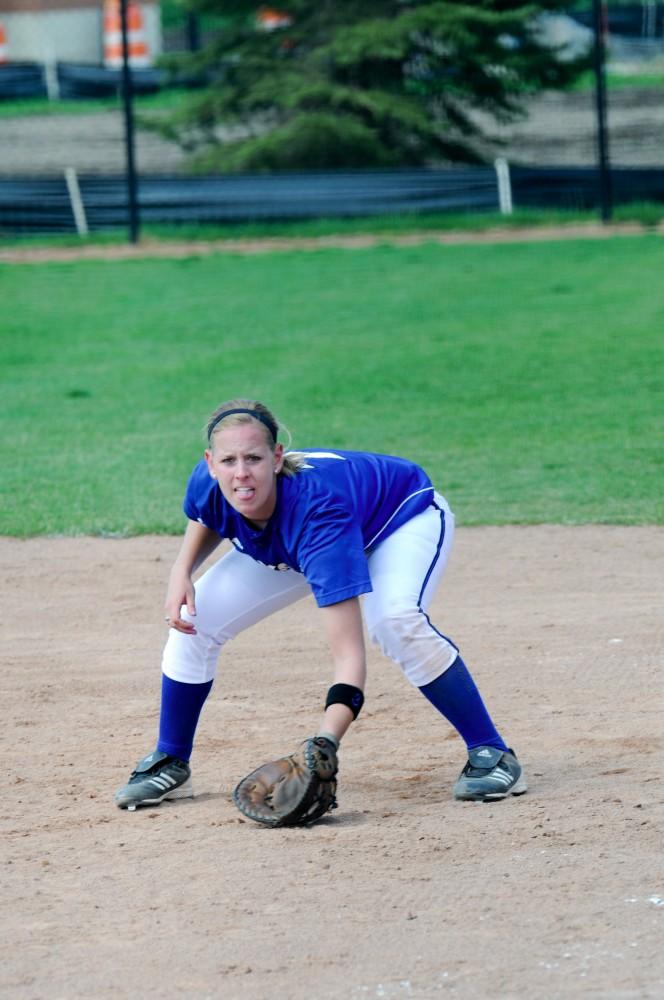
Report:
1,236,662,535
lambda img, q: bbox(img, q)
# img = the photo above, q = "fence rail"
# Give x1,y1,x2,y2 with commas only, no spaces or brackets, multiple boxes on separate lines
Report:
0,168,499,234
0,168,664,234
0,62,170,100
2,166,664,235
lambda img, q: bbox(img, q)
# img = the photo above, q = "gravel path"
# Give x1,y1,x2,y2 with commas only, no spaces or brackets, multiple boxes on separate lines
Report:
0,110,184,176
1,88,663,176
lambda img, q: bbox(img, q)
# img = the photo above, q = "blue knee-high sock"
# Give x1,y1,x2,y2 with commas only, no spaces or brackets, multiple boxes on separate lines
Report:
157,674,213,762
419,655,508,752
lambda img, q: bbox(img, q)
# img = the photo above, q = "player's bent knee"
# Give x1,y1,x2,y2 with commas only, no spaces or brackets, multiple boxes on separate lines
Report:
368,606,425,657
368,607,457,687
161,627,222,685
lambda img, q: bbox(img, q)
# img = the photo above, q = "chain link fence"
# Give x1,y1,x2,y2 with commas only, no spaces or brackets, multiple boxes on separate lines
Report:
0,4,663,233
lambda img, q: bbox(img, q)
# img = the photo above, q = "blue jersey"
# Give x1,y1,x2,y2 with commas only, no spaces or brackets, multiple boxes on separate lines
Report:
183,449,435,607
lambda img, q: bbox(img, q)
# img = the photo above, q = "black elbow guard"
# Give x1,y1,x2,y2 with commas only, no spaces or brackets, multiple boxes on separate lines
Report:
325,683,365,719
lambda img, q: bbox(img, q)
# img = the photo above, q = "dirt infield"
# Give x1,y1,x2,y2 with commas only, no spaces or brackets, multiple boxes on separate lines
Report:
2,527,663,1000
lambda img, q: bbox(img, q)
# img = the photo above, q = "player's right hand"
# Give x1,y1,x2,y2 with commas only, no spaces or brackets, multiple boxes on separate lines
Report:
164,570,197,634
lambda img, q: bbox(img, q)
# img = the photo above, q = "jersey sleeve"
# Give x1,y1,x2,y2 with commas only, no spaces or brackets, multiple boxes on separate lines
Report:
182,461,228,535
296,503,372,607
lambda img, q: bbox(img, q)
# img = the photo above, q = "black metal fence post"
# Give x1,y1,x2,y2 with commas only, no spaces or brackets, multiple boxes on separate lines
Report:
592,0,612,223
120,0,140,243
186,14,201,52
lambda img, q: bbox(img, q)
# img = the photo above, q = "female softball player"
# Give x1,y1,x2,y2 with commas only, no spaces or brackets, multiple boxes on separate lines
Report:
115,399,526,810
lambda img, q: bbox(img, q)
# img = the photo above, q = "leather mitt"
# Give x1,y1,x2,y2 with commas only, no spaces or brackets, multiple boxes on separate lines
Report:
232,736,338,827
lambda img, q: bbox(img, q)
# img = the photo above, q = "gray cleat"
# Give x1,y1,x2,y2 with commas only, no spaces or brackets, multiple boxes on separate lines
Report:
115,750,194,809
453,746,527,802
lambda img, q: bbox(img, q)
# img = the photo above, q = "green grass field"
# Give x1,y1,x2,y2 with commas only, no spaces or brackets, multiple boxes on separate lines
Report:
2,234,662,535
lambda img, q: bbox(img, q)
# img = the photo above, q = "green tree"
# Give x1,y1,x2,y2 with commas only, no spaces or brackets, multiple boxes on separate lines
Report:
160,1,590,172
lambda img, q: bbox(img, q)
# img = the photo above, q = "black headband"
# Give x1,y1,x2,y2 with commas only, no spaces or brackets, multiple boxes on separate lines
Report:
207,408,278,443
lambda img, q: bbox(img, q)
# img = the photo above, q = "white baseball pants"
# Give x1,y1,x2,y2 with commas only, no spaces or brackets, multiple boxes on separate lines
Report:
162,492,458,689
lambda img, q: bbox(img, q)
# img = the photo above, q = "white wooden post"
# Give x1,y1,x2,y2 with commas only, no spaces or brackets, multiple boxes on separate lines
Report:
43,59,60,100
494,157,513,215
42,21,60,101
65,167,89,237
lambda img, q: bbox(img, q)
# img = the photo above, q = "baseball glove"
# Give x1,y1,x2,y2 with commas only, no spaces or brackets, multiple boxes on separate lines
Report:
232,736,338,827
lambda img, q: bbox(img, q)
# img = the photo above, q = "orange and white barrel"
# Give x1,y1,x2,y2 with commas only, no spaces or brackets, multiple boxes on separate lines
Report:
103,0,150,69
0,22,9,64
256,7,293,31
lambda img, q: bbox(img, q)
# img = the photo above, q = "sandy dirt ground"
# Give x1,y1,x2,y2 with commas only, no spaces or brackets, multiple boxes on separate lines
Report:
2,526,663,1000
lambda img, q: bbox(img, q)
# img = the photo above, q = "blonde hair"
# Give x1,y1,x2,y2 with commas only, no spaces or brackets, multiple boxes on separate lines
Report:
205,398,307,477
